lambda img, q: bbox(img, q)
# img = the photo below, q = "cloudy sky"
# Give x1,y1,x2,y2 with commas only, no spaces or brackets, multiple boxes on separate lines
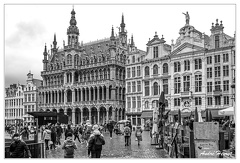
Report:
4,4,236,87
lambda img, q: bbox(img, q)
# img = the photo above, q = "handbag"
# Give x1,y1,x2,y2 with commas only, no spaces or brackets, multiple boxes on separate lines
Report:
49,141,53,145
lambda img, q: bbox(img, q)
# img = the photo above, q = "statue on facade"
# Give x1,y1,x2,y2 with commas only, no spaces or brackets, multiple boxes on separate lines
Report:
182,11,190,25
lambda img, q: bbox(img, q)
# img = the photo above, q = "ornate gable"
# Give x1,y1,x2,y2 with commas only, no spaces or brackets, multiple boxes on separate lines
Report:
171,42,204,55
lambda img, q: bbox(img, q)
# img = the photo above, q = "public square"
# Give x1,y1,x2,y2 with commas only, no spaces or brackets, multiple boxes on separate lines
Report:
45,131,169,158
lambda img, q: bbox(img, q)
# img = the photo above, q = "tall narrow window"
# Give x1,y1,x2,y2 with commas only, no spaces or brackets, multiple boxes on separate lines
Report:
153,46,158,58
163,63,168,74
132,67,136,77
127,68,131,78
153,64,158,75
127,82,131,93
223,80,229,91
174,62,181,72
224,96,229,105
132,56,135,63
214,66,221,77
215,96,221,105
183,76,190,92
174,77,181,94
215,35,219,48
207,82,212,92
223,65,229,77
214,55,220,63
132,97,136,108
137,66,141,76
145,81,150,96
137,96,141,108
195,97,202,106
174,98,180,106
207,56,212,64
132,81,136,92
184,60,190,71
207,67,212,78
215,81,221,91
195,74,202,92
127,97,131,109
163,79,168,94
207,97,213,106
223,53,229,62
153,82,158,95
137,81,141,92
195,58,202,70
145,66,150,76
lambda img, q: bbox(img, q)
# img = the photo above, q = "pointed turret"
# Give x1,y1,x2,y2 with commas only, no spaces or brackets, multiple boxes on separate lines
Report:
67,8,79,46
43,43,48,71
119,14,127,47
53,33,57,49
110,26,115,41
130,34,135,47
120,13,125,33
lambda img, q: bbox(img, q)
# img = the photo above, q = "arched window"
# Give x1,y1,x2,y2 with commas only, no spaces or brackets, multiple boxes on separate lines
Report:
74,54,79,65
132,56,135,63
153,82,158,95
145,101,149,109
163,63,168,73
153,64,158,75
145,66,150,76
67,54,72,65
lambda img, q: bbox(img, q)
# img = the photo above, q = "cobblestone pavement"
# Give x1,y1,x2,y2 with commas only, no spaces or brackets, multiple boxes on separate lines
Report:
45,131,169,158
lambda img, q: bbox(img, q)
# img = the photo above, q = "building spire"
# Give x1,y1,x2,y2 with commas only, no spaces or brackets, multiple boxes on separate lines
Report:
110,25,115,40
53,33,57,49
130,34,135,46
120,13,125,33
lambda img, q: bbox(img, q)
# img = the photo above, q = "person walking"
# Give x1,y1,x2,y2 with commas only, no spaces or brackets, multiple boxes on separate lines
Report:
123,124,131,146
62,132,77,158
135,125,143,146
56,123,63,146
73,125,81,143
50,125,57,150
20,127,29,141
9,133,32,158
88,129,105,158
65,124,73,140
42,126,51,150
107,121,114,139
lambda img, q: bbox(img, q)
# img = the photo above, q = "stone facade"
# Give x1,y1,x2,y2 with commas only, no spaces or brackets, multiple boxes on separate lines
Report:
38,9,138,124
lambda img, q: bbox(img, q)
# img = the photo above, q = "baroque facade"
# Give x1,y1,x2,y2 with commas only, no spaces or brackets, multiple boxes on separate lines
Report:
5,84,24,125
23,72,42,125
38,9,138,124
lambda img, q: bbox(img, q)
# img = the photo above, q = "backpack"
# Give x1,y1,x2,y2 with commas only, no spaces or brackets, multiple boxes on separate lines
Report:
124,127,130,136
94,135,104,150
65,144,74,156
136,130,142,137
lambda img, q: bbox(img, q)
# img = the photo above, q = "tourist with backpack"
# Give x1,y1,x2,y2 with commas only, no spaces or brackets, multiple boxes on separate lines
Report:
107,121,114,139
88,130,105,158
56,123,63,146
42,126,51,150
123,124,131,146
135,125,143,146
65,125,73,140
62,132,77,158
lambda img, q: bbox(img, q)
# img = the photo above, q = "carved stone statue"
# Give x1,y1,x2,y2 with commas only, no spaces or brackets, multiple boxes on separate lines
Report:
182,11,190,25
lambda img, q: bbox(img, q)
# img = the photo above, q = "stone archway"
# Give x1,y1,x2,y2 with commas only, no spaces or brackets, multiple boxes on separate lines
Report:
82,107,89,122
52,109,57,113
118,108,122,121
108,106,113,122
46,109,50,111
59,108,64,114
99,106,107,124
67,108,72,124
122,108,126,120
91,107,98,124
75,108,81,124
115,108,118,122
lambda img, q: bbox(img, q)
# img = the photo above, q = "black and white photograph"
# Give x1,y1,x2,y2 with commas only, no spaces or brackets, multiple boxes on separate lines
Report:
3,2,237,159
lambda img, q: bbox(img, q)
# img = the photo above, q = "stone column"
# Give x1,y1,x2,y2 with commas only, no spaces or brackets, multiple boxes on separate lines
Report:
81,88,83,101
64,72,67,84
106,87,109,100
85,88,88,101
89,87,91,101
116,87,118,100
111,87,116,100
57,91,59,103
72,89,75,103
43,92,46,104
62,90,64,103
97,87,100,100
97,110,100,124
89,110,92,124
72,71,74,84
93,87,95,101
80,110,83,124
102,87,105,100
112,108,115,121
106,109,109,122
76,89,79,102
72,111,75,125
116,110,119,122
64,90,67,104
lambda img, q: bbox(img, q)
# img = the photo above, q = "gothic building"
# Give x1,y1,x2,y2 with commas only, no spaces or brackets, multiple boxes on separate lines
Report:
38,9,133,124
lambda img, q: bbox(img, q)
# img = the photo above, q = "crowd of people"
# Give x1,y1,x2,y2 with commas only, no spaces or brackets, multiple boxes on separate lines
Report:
7,119,144,158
